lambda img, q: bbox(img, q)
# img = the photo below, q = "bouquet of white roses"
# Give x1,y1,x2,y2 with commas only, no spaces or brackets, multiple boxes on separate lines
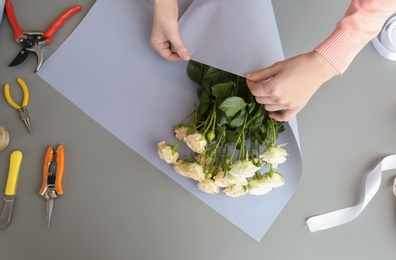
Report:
158,61,288,197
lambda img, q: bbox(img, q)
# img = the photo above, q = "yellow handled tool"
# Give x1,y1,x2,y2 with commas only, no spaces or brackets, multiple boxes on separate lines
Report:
4,78,29,109
0,150,23,229
3,78,32,134
5,150,23,195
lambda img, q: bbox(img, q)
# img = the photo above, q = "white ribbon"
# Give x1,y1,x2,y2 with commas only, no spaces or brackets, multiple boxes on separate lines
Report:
371,14,396,60
306,155,396,232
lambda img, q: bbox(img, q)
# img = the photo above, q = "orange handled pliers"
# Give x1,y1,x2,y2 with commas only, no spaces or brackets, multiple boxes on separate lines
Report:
39,145,65,227
5,0,82,72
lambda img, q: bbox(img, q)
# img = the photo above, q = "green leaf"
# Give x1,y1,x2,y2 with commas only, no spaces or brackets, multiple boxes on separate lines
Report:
218,97,246,118
203,67,234,85
187,61,204,84
230,108,246,128
216,109,229,126
212,82,235,99
225,129,238,143
246,104,264,127
198,91,211,116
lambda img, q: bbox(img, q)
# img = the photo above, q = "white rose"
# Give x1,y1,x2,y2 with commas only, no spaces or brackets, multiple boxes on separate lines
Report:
214,170,248,187
263,172,285,188
230,175,248,186
173,160,190,177
174,126,189,140
158,141,178,164
214,170,233,188
248,172,285,196
197,179,219,194
229,160,261,178
248,179,272,196
223,184,246,197
184,133,207,153
186,163,205,181
260,144,288,169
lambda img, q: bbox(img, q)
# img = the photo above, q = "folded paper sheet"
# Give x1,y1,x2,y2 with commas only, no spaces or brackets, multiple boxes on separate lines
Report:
178,0,284,77
37,0,302,241
0,0,5,27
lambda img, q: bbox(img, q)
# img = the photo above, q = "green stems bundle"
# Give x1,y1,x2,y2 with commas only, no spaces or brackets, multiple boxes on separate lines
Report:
158,61,288,197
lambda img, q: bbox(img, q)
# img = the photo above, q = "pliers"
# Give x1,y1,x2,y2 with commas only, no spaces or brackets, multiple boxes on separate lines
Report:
4,78,32,134
5,0,82,72
39,145,65,227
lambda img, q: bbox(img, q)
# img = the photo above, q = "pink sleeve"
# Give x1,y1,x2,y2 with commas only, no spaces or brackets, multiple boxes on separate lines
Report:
315,0,396,74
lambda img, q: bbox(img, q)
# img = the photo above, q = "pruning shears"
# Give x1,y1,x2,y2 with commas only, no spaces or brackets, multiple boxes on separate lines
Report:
39,145,65,227
5,0,82,72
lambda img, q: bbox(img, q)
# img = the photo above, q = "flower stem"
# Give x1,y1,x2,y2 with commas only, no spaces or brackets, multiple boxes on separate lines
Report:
178,107,196,127
270,118,277,145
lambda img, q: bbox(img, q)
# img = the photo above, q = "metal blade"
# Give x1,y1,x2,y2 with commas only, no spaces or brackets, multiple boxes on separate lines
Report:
0,196,15,229
8,48,29,67
32,44,43,72
46,199,54,228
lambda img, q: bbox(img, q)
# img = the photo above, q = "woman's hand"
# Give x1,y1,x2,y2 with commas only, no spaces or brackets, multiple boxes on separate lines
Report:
246,51,339,121
150,0,190,61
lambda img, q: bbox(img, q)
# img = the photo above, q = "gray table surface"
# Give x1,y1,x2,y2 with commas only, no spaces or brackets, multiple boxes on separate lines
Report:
0,0,396,259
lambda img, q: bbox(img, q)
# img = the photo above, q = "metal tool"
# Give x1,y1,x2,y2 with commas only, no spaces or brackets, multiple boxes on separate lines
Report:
5,0,82,72
4,78,32,134
39,145,64,227
0,150,23,229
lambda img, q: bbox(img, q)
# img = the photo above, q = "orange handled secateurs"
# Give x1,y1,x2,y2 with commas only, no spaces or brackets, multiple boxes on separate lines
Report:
39,145,65,227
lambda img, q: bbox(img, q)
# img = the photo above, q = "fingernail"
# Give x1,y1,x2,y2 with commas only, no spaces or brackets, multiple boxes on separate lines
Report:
182,52,190,61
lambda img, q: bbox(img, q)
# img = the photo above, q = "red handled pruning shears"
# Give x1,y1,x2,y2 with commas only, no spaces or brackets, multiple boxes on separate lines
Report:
5,0,82,72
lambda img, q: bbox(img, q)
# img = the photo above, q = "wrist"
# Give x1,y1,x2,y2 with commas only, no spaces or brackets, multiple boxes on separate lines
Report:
311,50,340,80
154,0,179,18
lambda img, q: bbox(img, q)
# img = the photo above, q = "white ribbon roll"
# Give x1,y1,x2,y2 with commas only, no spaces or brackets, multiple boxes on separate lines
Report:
306,155,396,232
372,14,396,60
393,175,396,197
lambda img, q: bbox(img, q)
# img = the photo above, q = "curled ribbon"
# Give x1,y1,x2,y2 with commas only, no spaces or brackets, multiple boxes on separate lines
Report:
371,14,396,60
306,155,396,232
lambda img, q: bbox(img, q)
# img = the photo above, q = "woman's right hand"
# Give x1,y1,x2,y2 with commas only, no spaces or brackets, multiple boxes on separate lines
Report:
150,0,190,61
246,51,339,121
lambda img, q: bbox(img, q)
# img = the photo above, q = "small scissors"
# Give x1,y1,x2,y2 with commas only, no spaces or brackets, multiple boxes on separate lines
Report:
4,78,32,134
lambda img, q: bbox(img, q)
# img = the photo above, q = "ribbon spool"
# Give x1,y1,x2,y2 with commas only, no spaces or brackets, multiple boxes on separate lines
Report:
0,126,10,152
371,14,396,60
394,178,396,197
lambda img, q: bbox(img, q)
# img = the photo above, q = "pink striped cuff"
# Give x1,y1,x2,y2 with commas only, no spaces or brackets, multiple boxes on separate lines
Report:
315,29,365,74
